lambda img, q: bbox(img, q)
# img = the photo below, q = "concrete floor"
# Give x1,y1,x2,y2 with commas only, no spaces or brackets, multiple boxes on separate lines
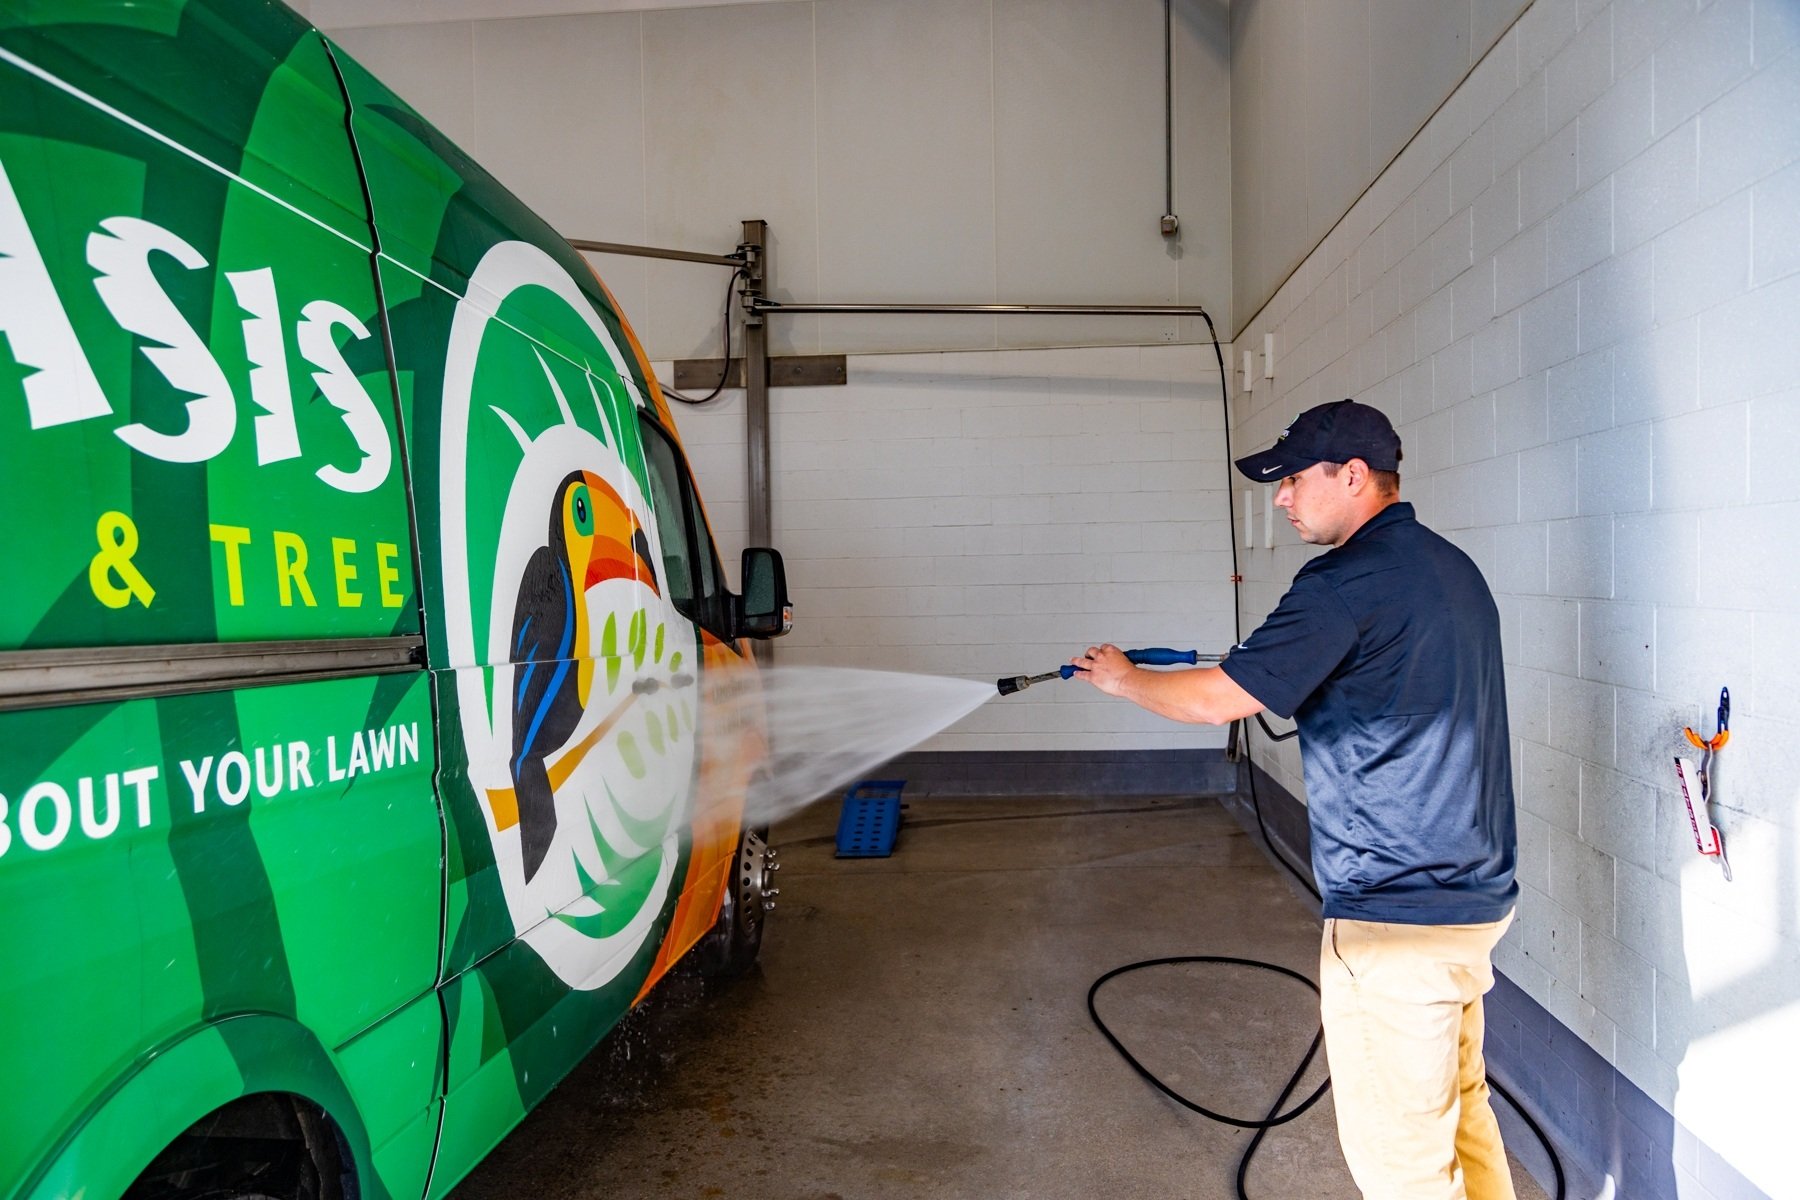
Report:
447,795,1554,1200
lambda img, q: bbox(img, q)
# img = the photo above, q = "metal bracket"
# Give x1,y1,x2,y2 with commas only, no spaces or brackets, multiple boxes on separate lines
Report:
672,355,846,389
737,229,765,328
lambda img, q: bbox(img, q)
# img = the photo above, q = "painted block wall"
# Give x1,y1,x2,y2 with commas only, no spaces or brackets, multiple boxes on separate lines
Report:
318,0,1232,360
1229,1,1800,1195
1230,0,1532,338
656,343,1240,753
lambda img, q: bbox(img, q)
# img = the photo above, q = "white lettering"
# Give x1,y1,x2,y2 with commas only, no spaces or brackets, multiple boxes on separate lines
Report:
297,300,390,493
122,766,159,828
181,755,214,813
327,735,345,782
21,782,72,851
226,267,300,465
399,721,419,766
89,216,235,463
0,160,112,428
254,743,285,798
0,792,9,858
77,775,121,839
288,740,314,789
370,725,397,772
217,750,250,806
347,729,369,778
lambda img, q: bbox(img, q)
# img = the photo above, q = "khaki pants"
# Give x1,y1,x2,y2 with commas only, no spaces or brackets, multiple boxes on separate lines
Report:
1319,913,1517,1200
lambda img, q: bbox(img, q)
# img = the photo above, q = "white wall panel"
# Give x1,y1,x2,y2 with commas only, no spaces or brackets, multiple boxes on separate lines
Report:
992,0,1174,348
1175,0,1233,345
473,14,651,327
322,0,1234,358
643,3,818,358
813,0,996,354
1231,0,1532,337
329,22,477,148
315,0,798,28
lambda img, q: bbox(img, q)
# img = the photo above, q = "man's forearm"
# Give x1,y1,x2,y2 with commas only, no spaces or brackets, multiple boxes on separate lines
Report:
1113,665,1262,726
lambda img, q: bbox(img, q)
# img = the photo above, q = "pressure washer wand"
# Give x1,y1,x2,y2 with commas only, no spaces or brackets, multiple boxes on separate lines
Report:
996,647,1225,695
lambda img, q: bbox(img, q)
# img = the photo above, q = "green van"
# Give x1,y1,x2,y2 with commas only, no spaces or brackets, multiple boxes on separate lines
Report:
0,2,790,1196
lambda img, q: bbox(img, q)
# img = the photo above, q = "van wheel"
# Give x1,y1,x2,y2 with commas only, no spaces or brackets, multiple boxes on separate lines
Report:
695,824,777,978
125,1093,350,1200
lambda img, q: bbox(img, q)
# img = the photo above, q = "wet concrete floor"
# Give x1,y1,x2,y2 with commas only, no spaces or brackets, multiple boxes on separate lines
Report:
447,795,1552,1199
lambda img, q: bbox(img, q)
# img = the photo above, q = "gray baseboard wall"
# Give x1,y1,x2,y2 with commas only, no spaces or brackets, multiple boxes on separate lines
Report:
877,748,1239,798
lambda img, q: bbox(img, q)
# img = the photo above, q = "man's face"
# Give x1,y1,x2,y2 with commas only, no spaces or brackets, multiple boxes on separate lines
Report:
1274,461,1352,545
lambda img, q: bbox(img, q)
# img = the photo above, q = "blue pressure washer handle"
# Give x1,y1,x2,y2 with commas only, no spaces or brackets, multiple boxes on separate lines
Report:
1059,647,1201,678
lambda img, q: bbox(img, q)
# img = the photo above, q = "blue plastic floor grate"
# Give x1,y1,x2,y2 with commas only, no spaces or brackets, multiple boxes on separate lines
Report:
835,779,906,858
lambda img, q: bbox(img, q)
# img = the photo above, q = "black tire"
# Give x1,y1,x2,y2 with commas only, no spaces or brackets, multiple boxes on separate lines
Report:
125,1094,349,1200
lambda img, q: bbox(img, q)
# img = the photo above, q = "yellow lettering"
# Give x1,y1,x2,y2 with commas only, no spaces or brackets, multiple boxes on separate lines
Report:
332,537,363,608
272,530,316,607
377,541,404,608
89,511,155,609
209,524,252,606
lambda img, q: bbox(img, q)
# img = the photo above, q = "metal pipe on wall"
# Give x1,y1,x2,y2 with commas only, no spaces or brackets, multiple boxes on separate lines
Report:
750,301,1212,317
567,237,745,268
740,222,770,551
1162,0,1179,238
740,221,773,664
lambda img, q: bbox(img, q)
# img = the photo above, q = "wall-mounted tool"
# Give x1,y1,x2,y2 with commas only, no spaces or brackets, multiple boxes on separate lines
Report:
1673,686,1732,881
996,647,1224,695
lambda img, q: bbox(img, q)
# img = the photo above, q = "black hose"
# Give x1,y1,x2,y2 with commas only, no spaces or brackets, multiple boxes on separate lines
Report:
1087,955,1329,1130
664,268,747,405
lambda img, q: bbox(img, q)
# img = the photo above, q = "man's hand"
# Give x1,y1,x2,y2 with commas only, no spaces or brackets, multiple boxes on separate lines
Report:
1067,642,1267,726
1071,644,1135,696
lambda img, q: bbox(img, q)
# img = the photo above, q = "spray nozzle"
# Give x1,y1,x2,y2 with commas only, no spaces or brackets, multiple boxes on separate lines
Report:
995,670,1062,695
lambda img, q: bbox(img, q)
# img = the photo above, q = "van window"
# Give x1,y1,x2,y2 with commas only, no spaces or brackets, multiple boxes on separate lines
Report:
640,417,730,640
640,429,696,611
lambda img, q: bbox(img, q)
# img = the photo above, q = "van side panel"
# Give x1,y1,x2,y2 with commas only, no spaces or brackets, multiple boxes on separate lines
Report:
0,678,442,1200
0,4,440,1197
329,50,743,1189
0,0,417,652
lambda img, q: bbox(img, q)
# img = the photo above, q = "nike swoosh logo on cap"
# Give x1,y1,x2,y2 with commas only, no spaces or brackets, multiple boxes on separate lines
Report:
1260,465,1281,475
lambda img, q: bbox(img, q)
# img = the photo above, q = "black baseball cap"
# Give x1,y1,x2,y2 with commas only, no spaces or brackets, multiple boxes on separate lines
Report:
1233,399,1402,481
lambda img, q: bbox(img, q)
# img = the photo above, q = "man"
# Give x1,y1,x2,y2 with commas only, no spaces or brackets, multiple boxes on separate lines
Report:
1073,399,1519,1200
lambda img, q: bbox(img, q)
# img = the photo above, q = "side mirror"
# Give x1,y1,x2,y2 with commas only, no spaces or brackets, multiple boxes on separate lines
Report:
736,547,792,639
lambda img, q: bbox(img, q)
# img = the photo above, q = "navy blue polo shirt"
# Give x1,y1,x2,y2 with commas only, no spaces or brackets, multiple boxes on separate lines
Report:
1220,502,1518,925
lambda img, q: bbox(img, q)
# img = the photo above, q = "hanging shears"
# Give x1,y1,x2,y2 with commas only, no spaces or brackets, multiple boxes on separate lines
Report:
1674,688,1731,881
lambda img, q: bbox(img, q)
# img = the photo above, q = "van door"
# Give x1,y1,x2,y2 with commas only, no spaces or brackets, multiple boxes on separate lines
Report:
633,414,767,982
0,4,440,1199
324,50,720,1193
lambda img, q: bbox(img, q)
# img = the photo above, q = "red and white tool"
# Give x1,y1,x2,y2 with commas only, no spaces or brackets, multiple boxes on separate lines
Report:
1673,687,1731,882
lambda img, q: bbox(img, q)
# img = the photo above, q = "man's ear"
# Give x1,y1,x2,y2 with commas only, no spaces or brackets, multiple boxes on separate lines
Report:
1343,457,1371,492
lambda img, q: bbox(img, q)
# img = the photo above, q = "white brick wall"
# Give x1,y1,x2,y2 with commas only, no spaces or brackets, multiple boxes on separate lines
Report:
1231,1,1800,1195
661,343,1239,754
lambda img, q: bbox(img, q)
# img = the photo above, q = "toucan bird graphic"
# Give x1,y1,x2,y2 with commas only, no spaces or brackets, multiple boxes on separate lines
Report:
509,469,661,882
